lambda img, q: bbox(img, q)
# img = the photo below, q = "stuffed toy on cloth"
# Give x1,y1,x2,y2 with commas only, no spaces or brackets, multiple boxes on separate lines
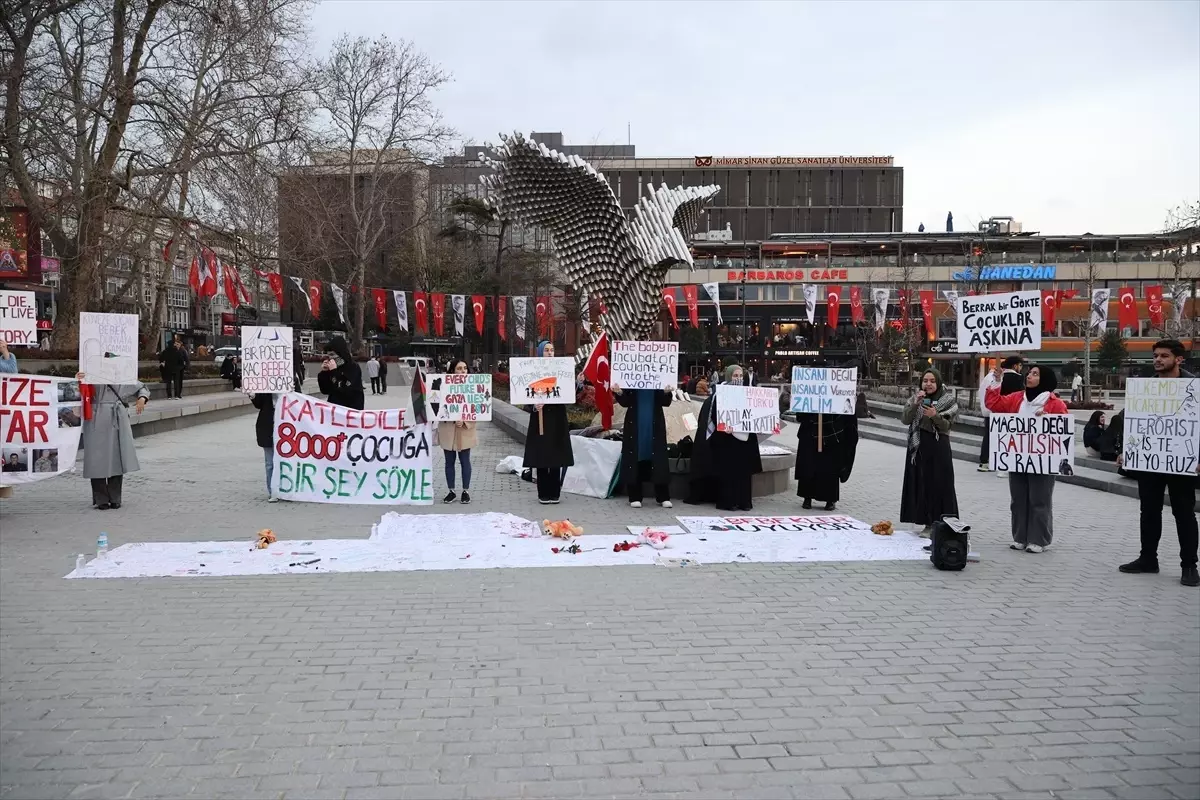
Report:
255,529,277,549
637,528,670,550
871,521,894,536
542,519,583,539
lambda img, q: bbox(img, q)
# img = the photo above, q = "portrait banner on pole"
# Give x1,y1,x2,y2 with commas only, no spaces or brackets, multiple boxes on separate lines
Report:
1121,377,1200,475
610,340,678,390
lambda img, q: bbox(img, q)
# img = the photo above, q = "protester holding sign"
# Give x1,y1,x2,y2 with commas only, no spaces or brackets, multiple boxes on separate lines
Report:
250,392,278,502
613,383,673,508
522,342,573,504
687,364,762,511
1118,340,1199,587
317,337,364,410
794,412,858,511
985,363,1068,553
900,369,960,537
438,361,478,505
75,371,149,510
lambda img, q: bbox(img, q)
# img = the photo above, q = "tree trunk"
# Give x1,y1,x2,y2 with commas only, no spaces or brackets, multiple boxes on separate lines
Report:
351,261,366,353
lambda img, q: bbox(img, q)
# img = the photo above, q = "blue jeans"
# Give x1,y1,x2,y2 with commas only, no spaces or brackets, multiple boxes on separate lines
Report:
444,449,472,490
263,446,274,496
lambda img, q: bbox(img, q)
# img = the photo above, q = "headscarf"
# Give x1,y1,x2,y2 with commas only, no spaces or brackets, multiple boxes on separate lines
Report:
1024,364,1058,403
536,340,551,357
327,337,352,364
907,368,959,459
723,364,743,385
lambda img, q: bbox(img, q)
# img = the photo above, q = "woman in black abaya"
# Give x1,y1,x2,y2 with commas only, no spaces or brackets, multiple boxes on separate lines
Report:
522,340,573,503
794,411,859,511
900,368,960,536
686,364,762,511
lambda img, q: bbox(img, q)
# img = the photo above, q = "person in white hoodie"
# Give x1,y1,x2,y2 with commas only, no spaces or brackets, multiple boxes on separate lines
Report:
366,356,381,395
977,355,1024,471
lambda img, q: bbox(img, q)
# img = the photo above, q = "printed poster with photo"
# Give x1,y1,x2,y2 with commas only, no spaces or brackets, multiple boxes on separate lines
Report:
241,325,294,393
610,340,679,390
956,291,1041,353
789,366,857,415
78,312,139,385
715,384,780,435
989,413,1075,475
1122,377,1200,475
0,290,38,346
428,373,493,422
0,375,83,486
508,357,576,405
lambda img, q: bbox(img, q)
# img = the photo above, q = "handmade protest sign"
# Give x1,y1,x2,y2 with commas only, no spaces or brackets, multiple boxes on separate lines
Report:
271,393,434,505
78,312,139,384
989,413,1075,475
241,326,294,393
715,384,780,435
677,515,874,535
0,375,82,486
1121,377,1200,475
610,340,678,390
508,357,576,405
957,290,1042,353
0,291,37,346
428,372,492,422
789,366,857,415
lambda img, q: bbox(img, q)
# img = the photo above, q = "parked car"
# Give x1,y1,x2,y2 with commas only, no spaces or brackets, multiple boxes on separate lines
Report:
212,346,240,361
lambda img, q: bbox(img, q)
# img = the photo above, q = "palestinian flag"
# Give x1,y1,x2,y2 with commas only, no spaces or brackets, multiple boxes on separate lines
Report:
410,364,428,425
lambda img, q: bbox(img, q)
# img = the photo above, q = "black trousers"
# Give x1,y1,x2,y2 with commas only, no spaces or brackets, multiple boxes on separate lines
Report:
536,468,563,501
978,420,990,465
90,476,123,507
628,460,669,503
379,374,387,393
1136,473,1199,569
370,377,380,394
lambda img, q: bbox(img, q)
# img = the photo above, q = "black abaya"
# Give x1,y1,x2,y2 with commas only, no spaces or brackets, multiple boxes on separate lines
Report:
794,413,859,504
686,394,762,510
900,428,959,526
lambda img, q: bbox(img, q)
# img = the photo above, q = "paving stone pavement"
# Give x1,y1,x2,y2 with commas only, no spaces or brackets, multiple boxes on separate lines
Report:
1,390,1198,800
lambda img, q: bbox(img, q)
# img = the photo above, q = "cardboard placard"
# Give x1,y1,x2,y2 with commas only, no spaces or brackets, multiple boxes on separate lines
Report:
1121,377,1200,475
989,413,1075,475
789,366,857,415
428,372,492,422
241,326,294,393
0,290,38,346
78,312,139,384
957,290,1042,353
715,384,780,435
508,357,576,405
0,375,83,486
610,340,679,390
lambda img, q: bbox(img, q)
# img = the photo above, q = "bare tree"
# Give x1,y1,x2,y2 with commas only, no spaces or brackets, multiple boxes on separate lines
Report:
1163,201,1200,343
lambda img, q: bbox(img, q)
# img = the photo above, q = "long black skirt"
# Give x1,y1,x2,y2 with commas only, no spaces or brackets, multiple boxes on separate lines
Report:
900,429,959,526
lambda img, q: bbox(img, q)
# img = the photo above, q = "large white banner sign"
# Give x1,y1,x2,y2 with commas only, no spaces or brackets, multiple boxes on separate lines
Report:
0,375,82,486
428,372,492,422
677,515,875,535
508,357,576,405
241,326,294,393
789,366,857,415
271,393,434,504
1122,377,1200,475
715,384,780,435
989,413,1075,475
0,290,38,346
957,290,1041,353
610,340,679,390
78,312,139,384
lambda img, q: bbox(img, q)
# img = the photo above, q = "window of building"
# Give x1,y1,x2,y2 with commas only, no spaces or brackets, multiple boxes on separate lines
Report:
168,288,189,307
173,266,188,284
937,318,956,339
112,255,132,273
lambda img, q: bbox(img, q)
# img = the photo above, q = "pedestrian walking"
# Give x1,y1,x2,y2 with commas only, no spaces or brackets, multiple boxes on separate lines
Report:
75,373,150,510
378,358,388,394
158,337,188,399
1119,339,1199,587
522,341,572,504
900,369,960,537
977,355,1024,471
367,355,381,394
686,364,762,511
613,383,673,508
794,408,858,512
985,363,1068,553
250,392,278,502
317,337,365,410
439,360,477,504
1071,371,1083,404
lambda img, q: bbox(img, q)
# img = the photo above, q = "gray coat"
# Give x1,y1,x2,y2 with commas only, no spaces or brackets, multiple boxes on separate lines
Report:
82,383,150,479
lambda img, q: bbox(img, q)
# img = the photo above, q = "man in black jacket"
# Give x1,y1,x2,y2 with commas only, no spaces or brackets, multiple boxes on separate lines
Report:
158,337,189,399
978,355,1024,470
1119,339,1199,587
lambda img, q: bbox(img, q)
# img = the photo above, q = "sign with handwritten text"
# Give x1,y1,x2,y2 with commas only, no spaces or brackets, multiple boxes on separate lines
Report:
611,340,678,390
508,357,576,405
789,366,857,415
1121,377,1200,475
241,326,294,393
989,413,1075,474
429,372,492,422
78,312,139,385
715,384,780,435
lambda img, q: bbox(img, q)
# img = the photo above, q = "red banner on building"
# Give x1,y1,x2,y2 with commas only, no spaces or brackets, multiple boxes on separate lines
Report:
897,289,912,327
471,295,486,335
498,295,507,340
826,286,841,327
535,295,552,339
307,280,322,317
1146,285,1164,327
266,273,284,307
849,286,864,324
1117,286,1139,330
372,288,388,329
682,284,699,327
413,291,428,334
1041,289,1057,333
431,292,446,336
662,287,679,329
918,290,934,338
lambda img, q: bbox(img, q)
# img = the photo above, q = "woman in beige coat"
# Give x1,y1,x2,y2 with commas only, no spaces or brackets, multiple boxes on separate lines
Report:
439,360,478,504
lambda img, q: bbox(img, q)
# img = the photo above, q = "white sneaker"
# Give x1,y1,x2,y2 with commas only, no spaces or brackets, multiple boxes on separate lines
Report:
1010,542,1025,550
1025,544,1045,554
660,500,673,509
267,496,279,504
977,464,990,472
630,501,643,508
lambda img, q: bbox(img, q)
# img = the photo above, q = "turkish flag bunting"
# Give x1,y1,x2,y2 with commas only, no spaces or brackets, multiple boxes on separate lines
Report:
266,273,284,307
1117,286,1138,330
187,257,201,295
1041,289,1057,333
498,295,507,340
413,291,428,334
897,289,912,326
200,248,219,298
662,287,679,329
431,292,446,336
582,332,613,430
1146,285,1164,327
221,262,240,309
536,295,552,339
826,286,842,327
849,286,864,324
682,284,699,327
307,280,322,317
471,295,486,335
918,290,934,337
372,288,388,329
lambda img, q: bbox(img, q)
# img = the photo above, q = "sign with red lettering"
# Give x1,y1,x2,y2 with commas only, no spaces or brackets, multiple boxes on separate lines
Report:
271,393,434,504
0,291,37,346
0,375,82,486
241,325,293,393
427,372,492,422
726,268,850,283
715,384,781,435
989,413,1075,475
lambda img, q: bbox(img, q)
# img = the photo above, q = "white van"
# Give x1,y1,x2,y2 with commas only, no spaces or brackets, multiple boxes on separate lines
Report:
397,356,431,371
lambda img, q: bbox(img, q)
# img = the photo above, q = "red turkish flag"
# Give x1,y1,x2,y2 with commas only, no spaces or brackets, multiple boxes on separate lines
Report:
498,295,507,340
307,280,322,317
372,288,388,329
413,291,428,334
1146,285,1164,327
535,295,552,339
682,284,699,327
222,262,240,309
662,287,679,329
918,290,934,337
199,248,219,298
471,295,485,335
266,273,284,307
897,289,912,326
1042,289,1057,333
431,293,446,336
188,257,201,295
826,286,842,327
582,332,613,430
849,286,864,324
1117,286,1138,331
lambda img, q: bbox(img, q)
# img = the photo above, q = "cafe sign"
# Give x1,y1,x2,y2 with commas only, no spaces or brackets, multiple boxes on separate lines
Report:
727,268,850,282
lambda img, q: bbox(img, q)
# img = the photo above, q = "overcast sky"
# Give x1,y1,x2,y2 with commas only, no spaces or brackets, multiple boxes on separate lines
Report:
311,0,1200,236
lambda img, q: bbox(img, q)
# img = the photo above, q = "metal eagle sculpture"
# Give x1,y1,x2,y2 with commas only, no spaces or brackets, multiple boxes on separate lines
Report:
479,133,721,362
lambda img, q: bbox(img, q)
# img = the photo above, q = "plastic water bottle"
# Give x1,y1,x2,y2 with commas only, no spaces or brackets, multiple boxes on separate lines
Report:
96,532,108,558
75,554,86,571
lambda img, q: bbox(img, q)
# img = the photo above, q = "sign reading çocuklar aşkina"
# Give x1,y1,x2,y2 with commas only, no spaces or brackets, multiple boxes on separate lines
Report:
271,393,433,504
956,290,1042,353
